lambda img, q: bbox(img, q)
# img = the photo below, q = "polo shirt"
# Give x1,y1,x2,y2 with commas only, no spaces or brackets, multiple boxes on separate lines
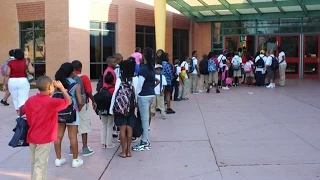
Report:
23,94,69,144
7,59,27,78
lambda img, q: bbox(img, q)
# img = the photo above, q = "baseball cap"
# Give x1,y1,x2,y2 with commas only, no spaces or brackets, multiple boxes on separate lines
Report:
155,64,162,69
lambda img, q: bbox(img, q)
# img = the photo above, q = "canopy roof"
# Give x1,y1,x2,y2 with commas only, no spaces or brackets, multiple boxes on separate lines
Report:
166,0,320,22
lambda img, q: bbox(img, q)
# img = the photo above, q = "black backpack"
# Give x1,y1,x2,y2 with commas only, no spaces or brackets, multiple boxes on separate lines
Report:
94,87,113,116
199,59,209,75
133,109,143,138
172,65,178,81
271,56,279,70
256,56,265,68
52,83,77,123
8,107,29,148
96,75,103,92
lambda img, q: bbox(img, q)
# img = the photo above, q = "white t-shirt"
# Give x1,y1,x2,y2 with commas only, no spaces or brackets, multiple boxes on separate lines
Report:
266,55,275,66
217,54,227,68
181,61,189,79
278,51,286,64
109,77,139,115
231,55,242,66
154,74,167,95
255,54,268,72
175,65,181,81
191,57,198,74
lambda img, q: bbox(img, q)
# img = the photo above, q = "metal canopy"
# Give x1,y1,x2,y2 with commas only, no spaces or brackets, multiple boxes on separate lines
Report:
166,0,320,21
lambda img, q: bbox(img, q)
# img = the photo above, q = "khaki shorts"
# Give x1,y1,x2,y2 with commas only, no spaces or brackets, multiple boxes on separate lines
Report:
78,104,91,134
200,74,209,84
208,72,218,83
233,70,242,77
245,72,254,77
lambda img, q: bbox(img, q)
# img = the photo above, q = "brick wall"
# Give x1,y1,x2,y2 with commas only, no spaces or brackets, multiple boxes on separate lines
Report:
192,22,212,61
16,1,45,21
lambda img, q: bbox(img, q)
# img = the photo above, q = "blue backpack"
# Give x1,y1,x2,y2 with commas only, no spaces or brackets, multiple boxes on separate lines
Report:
189,58,195,73
8,106,29,148
208,58,217,72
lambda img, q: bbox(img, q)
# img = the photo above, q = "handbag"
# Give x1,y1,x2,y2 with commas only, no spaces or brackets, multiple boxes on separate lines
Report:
25,60,34,83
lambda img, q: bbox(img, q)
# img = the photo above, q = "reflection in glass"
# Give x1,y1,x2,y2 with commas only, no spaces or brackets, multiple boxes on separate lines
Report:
304,63,318,75
103,31,115,59
257,27,279,34
303,26,320,33
34,21,45,29
35,30,45,62
20,30,34,63
90,64,102,80
280,36,299,57
90,22,100,29
280,18,301,26
34,64,46,79
90,31,101,62
20,22,33,30
173,29,190,60
285,63,299,74
257,19,279,27
279,26,300,33
305,36,318,57
225,37,237,53
136,34,144,50
258,36,276,52
103,23,115,30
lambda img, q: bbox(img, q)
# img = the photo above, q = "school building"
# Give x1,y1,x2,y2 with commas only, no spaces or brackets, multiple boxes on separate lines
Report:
1,0,320,80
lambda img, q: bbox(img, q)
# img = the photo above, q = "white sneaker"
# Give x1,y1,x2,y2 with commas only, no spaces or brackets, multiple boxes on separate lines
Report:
222,87,229,90
266,84,272,88
55,158,66,167
199,90,203,93
72,158,84,168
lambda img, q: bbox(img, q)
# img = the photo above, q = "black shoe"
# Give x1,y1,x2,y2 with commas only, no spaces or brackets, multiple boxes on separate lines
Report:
112,134,118,138
0,100,9,106
173,98,181,101
156,108,161,112
206,89,210,93
216,89,220,93
166,108,175,114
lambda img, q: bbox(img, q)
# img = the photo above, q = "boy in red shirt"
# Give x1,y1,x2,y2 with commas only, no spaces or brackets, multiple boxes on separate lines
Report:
22,76,71,180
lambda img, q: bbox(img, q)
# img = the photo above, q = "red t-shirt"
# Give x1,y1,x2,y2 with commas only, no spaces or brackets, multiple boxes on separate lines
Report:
23,94,69,144
7,59,27,78
103,67,116,93
74,71,92,101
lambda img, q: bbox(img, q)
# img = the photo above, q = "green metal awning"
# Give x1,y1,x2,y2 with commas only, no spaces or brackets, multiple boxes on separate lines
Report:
166,0,320,21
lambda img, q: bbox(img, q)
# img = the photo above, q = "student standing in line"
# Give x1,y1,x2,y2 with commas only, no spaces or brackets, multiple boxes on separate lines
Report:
151,64,167,119
172,58,181,101
22,76,72,180
178,56,190,100
131,48,143,76
277,46,287,86
1,49,15,106
190,51,200,94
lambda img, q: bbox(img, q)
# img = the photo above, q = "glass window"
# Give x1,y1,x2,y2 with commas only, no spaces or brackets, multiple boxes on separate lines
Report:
90,22,116,79
225,37,238,53
145,26,155,33
135,25,156,54
303,26,320,33
136,34,144,50
256,27,279,34
258,36,277,52
280,18,301,26
257,19,279,27
304,63,318,75
280,36,299,57
172,29,190,61
136,25,144,33
303,17,320,26
20,21,45,79
305,36,318,57
279,26,301,33
286,62,299,74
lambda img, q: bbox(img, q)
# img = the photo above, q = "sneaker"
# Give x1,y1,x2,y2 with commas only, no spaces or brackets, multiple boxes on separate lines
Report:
0,100,9,106
132,140,151,151
112,133,118,138
199,90,203,93
173,98,181,101
55,158,66,167
192,91,199,94
82,147,94,157
117,136,120,142
222,87,229,90
216,89,220,93
132,137,138,142
206,89,210,93
166,108,175,114
69,147,72,156
72,158,84,168
161,115,166,119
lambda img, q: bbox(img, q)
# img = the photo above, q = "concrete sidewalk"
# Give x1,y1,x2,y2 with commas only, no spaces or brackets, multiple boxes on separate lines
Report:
0,80,320,180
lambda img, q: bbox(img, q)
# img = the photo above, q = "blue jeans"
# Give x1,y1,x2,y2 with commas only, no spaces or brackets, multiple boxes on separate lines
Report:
138,96,155,142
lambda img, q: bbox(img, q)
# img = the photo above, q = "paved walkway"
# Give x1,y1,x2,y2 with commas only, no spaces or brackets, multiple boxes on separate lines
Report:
0,80,320,180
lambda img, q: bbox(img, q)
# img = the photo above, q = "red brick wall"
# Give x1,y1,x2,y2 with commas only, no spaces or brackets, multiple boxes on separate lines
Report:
192,22,212,60
135,8,155,26
16,1,45,21
173,14,191,30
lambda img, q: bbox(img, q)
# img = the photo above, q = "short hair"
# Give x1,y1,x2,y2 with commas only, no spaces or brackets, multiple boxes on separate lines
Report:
36,76,53,91
72,60,82,71
104,71,114,84
114,53,123,60
14,49,24,60
135,47,141,52
9,49,15,57
202,54,208,59
192,51,197,56
106,56,116,63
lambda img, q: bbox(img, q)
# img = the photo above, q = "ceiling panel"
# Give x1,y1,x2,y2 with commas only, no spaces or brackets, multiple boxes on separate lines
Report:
306,5,320,11
202,0,222,5
199,10,216,16
281,6,302,12
259,7,281,13
216,10,233,15
236,8,258,14
250,0,272,2
226,0,249,4
183,0,203,6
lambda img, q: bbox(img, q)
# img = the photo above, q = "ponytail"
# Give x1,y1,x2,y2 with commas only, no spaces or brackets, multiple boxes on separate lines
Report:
55,68,68,88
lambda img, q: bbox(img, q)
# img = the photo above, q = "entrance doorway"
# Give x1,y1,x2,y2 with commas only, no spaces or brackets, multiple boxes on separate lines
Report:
303,35,320,79
224,36,239,53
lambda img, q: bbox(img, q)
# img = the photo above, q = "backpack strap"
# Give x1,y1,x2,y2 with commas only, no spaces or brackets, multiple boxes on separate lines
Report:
160,74,163,93
68,82,77,93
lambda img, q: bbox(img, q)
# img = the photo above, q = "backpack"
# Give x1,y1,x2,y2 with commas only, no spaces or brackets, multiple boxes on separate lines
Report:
271,56,279,70
52,83,77,123
133,109,143,138
172,64,178,81
189,58,195,73
96,75,103,92
199,59,209,74
232,56,241,70
244,62,253,73
208,58,217,73
94,87,112,115
74,74,86,104
113,81,135,117
256,56,265,68
8,106,29,148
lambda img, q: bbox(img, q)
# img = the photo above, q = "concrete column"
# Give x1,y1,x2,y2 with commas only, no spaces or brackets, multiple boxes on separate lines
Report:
154,0,166,51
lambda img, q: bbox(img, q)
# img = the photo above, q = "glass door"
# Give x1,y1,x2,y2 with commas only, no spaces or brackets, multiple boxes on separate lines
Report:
303,35,320,79
257,36,278,54
279,35,300,78
224,36,239,53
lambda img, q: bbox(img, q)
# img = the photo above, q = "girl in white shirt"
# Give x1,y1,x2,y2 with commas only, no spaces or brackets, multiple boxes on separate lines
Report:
277,46,287,86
